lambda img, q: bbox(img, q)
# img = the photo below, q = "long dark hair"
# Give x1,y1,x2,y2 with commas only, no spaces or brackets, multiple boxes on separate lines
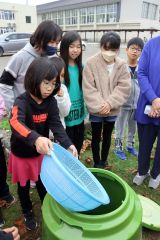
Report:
60,31,83,88
30,20,62,51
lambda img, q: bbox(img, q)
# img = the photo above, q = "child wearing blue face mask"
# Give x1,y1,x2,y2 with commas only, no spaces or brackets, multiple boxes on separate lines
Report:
46,44,58,56
0,20,62,112
83,32,131,169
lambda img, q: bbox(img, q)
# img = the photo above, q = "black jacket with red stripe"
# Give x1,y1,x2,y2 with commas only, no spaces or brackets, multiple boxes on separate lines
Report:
10,92,72,158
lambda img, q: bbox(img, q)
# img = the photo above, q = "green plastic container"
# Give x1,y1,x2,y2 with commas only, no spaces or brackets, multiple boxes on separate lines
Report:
42,168,142,240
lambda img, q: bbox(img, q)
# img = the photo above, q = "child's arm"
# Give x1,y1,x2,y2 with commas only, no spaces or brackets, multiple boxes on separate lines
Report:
10,98,41,147
83,62,106,114
0,95,6,121
48,98,73,149
55,84,71,118
105,64,131,110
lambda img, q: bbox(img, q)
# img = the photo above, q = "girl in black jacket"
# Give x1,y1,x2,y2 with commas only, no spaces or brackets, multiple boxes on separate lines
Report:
8,57,77,231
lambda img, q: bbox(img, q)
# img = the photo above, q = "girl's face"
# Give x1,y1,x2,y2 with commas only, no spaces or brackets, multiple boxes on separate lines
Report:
40,78,58,99
60,67,65,82
68,40,81,62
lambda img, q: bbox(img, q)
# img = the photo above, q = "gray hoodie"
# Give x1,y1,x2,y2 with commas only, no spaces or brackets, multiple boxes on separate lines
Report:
0,43,40,111
122,65,140,110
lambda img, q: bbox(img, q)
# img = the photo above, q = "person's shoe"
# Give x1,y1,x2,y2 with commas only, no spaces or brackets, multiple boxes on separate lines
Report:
115,150,126,160
148,174,160,189
133,172,150,185
100,161,113,170
126,146,138,157
2,194,16,208
93,163,103,168
24,210,37,230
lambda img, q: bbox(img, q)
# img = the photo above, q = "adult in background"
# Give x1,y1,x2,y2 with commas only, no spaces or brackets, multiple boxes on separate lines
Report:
0,20,62,112
83,32,131,169
133,36,160,189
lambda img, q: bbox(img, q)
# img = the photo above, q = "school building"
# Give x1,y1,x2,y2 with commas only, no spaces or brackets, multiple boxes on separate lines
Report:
0,2,37,34
36,0,160,41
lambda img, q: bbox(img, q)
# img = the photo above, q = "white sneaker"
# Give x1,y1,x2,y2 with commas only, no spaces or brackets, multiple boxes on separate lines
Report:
133,172,150,186
148,174,160,189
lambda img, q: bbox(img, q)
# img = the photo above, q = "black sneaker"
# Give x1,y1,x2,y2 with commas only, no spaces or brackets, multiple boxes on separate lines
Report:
2,194,16,208
24,210,37,230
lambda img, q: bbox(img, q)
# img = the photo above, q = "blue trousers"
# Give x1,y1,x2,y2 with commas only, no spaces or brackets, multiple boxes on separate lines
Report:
137,123,160,178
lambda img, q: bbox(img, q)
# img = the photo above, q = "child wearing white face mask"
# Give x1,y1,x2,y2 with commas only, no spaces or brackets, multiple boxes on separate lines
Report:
83,32,131,169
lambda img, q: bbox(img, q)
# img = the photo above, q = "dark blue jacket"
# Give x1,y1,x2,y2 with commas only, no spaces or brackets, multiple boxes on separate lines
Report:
136,36,160,125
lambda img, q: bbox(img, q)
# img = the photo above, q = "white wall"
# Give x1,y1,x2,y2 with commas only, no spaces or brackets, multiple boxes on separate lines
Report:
0,2,37,33
120,0,142,22
120,0,160,29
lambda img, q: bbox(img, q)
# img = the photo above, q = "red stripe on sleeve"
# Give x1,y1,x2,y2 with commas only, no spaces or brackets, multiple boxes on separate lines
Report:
10,106,31,138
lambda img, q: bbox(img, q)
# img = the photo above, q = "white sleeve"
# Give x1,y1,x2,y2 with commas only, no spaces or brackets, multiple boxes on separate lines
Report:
0,83,14,113
55,84,71,118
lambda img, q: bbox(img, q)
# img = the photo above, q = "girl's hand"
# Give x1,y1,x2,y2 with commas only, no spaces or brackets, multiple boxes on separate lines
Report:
4,226,20,240
35,137,53,155
99,102,111,115
68,145,78,158
57,88,64,97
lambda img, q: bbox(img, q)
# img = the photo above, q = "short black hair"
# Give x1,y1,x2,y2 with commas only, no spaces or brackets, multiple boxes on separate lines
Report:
60,31,83,87
30,20,62,51
100,32,121,50
24,57,58,99
127,37,144,50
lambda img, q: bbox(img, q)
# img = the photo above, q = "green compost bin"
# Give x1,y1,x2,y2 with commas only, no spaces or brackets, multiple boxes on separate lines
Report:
42,168,142,240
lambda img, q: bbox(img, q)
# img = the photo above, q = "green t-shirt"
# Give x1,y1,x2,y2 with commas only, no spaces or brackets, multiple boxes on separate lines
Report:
65,64,85,127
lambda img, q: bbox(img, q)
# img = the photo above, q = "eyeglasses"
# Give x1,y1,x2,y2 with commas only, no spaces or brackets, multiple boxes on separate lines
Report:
42,80,60,90
129,47,141,53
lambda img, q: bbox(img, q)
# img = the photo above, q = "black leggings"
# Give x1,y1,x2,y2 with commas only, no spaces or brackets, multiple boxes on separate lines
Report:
66,121,84,155
17,176,46,214
0,139,10,198
91,121,115,164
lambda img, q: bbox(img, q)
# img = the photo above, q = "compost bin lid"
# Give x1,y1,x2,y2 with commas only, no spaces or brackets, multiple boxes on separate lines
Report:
138,195,160,231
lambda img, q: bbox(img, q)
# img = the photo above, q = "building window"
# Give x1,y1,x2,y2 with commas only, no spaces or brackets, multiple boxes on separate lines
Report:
42,14,46,21
96,4,118,23
52,11,63,25
96,6,106,23
65,9,77,25
107,4,117,22
142,2,157,20
148,4,157,20
80,7,94,24
0,10,15,20
26,16,31,23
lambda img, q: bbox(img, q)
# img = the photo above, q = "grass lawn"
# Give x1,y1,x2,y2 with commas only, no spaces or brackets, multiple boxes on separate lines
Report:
0,119,160,240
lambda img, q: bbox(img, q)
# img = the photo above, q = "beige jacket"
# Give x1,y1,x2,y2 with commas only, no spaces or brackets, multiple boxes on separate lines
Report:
82,52,131,116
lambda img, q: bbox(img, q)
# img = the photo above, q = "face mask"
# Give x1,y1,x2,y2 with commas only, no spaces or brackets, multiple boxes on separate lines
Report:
101,50,117,63
46,45,57,56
